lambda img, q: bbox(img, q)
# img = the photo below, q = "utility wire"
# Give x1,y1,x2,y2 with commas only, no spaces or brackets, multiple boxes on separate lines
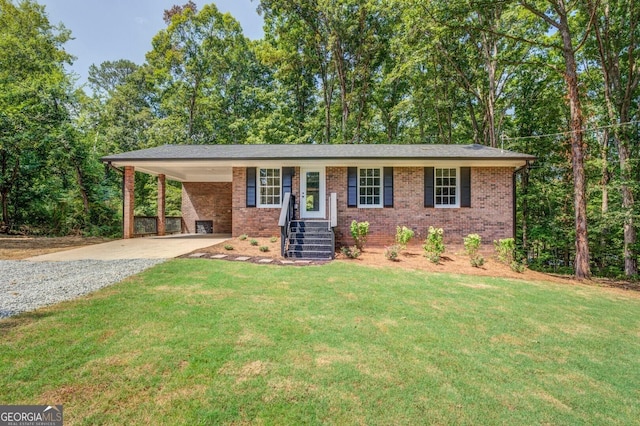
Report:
502,120,640,142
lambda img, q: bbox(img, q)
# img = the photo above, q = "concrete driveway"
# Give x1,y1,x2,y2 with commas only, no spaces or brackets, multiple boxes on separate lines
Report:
27,234,229,261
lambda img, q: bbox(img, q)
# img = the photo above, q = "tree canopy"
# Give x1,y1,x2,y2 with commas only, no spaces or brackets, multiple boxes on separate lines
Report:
1,0,639,279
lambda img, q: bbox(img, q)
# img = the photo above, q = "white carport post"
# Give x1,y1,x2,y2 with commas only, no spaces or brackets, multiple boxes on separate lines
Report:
157,174,166,236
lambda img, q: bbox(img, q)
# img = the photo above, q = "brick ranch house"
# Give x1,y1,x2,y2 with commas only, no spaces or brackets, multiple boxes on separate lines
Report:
102,144,534,258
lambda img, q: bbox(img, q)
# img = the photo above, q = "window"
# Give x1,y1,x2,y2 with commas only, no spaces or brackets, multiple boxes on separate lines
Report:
359,168,382,207
435,168,458,207
258,168,281,207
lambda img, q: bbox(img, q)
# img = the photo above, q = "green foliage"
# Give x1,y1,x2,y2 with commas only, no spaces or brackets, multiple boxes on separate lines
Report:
259,246,269,252
270,236,278,243
510,261,526,273
341,245,361,259
350,220,370,251
250,239,258,246
224,244,233,250
423,227,445,264
464,233,484,268
494,238,516,265
395,226,415,250
384,245,400,261
239,234,248,241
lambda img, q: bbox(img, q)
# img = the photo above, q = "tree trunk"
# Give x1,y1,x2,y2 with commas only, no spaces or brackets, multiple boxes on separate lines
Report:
599,129,609,271
620,138,637,275
481,23,498,148
75,164,90,215
558,7,591,280
1,189,8,228
590,0,639,276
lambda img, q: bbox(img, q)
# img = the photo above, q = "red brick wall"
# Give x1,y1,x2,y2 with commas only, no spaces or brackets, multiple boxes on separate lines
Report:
327,167,514,247
231,167,300,237
123,166,135,239
181,182,232,234
195,166,514,244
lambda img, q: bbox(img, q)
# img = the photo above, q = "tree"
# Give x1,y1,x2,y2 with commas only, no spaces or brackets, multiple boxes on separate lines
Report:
519,0,592,279
586,0,640,276
0,0,73,229
146,3,264,145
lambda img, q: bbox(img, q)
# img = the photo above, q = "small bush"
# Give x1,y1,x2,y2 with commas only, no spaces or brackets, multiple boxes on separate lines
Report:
395,226,415,250
494,238,515,264
239,234,248,241
471,256,485,267
270,236,278,243
350,220,370,251
341,245,361,259
510,261,526,273
423,226,445,263
250,239,258,246
224,244,234,251
384,245,400,261
259,246,269,252
464,233,484,267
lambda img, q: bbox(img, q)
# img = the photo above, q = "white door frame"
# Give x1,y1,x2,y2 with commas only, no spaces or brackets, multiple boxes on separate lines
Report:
300,168,326,219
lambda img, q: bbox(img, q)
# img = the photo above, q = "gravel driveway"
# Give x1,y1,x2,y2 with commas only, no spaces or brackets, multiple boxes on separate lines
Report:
0,259,165,319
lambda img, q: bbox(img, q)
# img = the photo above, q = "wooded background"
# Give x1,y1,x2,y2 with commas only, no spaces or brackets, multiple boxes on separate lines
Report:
1,0,638,279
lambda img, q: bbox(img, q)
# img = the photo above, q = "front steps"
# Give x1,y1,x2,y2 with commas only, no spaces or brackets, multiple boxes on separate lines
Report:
285,220,334,260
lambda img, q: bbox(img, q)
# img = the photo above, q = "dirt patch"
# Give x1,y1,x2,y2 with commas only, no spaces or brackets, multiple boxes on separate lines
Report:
192,237,640,294
0,235,111,260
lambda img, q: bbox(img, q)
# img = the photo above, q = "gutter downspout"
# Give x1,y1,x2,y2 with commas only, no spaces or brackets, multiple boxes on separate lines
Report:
512,160,531,240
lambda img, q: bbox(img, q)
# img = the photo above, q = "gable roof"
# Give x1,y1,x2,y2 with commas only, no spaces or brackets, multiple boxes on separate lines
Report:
102,143,534,162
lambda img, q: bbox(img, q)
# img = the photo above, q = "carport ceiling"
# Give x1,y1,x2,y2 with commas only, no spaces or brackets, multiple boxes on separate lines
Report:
128,163,233,182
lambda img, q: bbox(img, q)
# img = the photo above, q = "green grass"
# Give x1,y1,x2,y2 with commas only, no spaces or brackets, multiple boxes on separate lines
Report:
1,260,639,425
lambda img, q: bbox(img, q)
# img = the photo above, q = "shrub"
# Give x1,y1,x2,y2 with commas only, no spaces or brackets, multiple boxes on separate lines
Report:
270,236,278,243
510,261,526,273
471,256,485,267
350,220,370,250
395,226,415,250
224,244,234,251
250,239,258,246
239,234,248,241
464,233,485,267
423,226,445,263
259,246,269,252
384,245,400,261
494,238,515,264
341,245,361,259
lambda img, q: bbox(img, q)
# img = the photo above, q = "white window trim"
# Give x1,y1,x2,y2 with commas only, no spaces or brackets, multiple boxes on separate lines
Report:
434,167,460,208
357,167,384,209
257,167,282,208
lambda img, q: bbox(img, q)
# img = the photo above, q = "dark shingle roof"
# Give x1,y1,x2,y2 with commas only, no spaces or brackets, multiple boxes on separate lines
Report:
102,144,535,162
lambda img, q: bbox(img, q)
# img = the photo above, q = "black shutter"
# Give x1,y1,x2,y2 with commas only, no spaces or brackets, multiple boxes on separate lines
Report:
246,167,256,208
383,167,394,207
282,167,294,197
460,167,471,207
347,167,358,207
424,167,434,208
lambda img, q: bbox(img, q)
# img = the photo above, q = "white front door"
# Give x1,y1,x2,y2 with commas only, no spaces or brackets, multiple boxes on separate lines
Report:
300,168,325,219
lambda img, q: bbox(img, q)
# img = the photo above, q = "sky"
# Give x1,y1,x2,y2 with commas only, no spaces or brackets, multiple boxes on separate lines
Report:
38,0,265,86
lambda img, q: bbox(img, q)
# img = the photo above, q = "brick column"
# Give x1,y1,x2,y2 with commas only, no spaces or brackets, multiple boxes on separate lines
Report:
157,174,166,236
123,166,135,239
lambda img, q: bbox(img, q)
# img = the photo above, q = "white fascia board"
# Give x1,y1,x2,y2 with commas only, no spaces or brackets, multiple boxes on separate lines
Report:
112,158,527,182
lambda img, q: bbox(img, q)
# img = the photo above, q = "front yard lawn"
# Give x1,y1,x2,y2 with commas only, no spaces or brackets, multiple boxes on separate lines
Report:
1,260,639,425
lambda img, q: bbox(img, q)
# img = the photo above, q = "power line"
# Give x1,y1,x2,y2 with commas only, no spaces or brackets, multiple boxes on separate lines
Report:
502,120,640,142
